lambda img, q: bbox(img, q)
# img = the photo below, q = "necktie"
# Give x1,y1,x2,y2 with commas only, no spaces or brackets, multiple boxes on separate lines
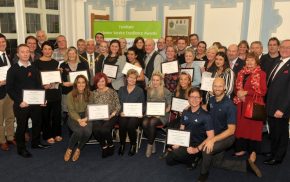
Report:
2,53,8,66
230,61,234,69
267,60,282,86
89,54,93,68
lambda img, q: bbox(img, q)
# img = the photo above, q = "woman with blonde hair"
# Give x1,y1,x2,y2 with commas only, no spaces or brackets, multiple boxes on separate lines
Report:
143,71,172,157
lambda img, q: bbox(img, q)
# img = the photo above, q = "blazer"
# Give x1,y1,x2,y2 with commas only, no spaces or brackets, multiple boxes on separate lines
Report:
0,54,13,99
266,59,290,118
111,55,126,90
232,58,245,76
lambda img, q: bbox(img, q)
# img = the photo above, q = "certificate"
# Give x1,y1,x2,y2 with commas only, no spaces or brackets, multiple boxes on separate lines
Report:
0,65,9,81
87,104,109,120
40,71,62,85
201,72,214,92
69,70,88,83
167,129,190,147
122,62,142,75
180,68,194,81
23,90,45,105
123,103,143,117
171,97,189,112
194,61,205,68
161,61,179,74
102,64,118,79
146,102,165,116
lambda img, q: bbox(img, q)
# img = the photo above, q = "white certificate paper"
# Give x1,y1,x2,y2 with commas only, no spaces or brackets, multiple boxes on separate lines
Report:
87,104,109,120
201,72,214,92
171,97,189,112
0,66,9,81
161,61,179,74
69,70,88,83
102,64,118,79
180,68,194,81
146,102,165,116
23,90,45,105
122,62,142,75
194,61,206,68
167,129,190,147
123,103,143,117
40,71,62,85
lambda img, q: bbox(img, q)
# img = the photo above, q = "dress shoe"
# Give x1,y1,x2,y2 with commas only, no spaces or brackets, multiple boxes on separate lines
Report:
128,145,136,156
72,148,80,161
7,139,17,146
247,159,262,177
118,145,125,156
18,149,32,158
263,158,282,165
1,143,9,151
64,148,72,162
31,144,51,149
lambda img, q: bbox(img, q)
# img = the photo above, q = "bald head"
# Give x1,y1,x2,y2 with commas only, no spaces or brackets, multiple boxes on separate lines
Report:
212,78,226,97
145,39,155,54
227,44,239,61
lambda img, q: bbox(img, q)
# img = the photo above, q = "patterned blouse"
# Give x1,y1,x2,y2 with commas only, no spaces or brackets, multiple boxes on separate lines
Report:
93,88,121,114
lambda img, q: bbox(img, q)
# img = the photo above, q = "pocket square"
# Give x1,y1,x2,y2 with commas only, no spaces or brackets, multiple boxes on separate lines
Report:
283,70,289,74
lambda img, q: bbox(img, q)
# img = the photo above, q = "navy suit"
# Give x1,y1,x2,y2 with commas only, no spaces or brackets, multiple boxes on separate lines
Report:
232,58,245,76
266,58,290,161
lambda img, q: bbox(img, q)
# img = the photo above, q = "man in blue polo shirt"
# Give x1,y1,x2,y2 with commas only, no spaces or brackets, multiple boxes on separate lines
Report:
197,78,262,182
166,88,214,169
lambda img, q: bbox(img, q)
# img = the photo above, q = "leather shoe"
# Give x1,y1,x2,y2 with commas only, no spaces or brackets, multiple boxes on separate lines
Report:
31,144,51,149
18,149,32,158
263,158,282,165
128,145,136,156
247,159,262,177
118,145,125,156
7,139,17,146
1,143,9,151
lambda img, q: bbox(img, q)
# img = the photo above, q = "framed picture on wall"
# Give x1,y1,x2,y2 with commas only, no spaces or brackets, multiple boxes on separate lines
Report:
165,16,191,37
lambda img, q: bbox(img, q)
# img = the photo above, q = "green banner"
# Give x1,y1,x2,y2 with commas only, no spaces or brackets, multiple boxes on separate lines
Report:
93,21,162,39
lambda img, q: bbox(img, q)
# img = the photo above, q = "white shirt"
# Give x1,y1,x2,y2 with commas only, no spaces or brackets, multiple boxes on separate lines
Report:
272,56,290,79
0,51,11,67
18,60,31,68
229,57,238,69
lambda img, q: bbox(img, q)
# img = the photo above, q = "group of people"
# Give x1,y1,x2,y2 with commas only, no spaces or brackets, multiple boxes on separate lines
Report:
0,30,289,182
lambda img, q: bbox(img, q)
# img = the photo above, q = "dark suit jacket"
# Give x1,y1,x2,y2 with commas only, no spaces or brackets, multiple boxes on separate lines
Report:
260,53,280,78
266,59,290,118
78,52,104,74
0,54,13,99
232,58,245,76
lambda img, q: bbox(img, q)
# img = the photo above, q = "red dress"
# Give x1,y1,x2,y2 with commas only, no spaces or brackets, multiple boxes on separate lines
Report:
235,70,267,141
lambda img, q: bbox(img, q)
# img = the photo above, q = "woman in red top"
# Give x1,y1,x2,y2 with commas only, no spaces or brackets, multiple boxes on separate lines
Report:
233,52,267,164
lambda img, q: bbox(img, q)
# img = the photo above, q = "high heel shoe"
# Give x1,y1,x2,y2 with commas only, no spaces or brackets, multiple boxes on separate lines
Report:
128,145,136,156
72,148,80,161
118,145,125,156
64,148,72,161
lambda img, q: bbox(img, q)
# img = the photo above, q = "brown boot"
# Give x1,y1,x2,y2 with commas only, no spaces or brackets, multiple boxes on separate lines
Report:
72,148,80,162
64,148,72,161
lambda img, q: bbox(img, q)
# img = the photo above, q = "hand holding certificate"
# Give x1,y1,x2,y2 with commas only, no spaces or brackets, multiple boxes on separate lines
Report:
23,90,45,105
161,61,179,74
0,66,9,81
102,64,118,79
40,71,62,85
167,129,190,147
171,97,189,112
69,71,88,83
87,104,109,120
123,103,143,117
122,62,142,75
146,102,165,116
201,72,214,92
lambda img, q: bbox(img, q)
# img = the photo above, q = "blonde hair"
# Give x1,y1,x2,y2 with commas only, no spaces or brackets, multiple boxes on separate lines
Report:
206,45,219,54
65,46,80,63
127,69,139,78
147,71,165,98
175,72,192,99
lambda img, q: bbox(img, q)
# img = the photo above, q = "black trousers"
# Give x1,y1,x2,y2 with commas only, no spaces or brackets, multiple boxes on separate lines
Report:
42,100,62,140
13,104,42,151
268,116,289,161
119,117,140,145
92,116,117,147
142,116,162,145
166,147,200,166
235,138,259,154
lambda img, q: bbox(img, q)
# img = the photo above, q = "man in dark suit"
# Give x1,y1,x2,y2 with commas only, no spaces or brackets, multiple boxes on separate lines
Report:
35,30,47,54
264,39,290,165
227,44,245,76
0,33,16,151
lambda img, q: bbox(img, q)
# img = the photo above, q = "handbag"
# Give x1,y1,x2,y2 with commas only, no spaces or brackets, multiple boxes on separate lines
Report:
244,94,266,121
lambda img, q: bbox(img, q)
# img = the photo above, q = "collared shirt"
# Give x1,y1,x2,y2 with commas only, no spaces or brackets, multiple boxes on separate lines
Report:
229,57,238,69
181,107,213,146
18,60,31,68
52,48,66,62
0,51,11,67
208,95,236,135
272,56,290,79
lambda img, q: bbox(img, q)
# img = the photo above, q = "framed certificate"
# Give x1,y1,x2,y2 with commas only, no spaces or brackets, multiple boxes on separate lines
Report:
69,70,89,83
23,90,45,105
171,97,189,112
40,71,62,85
194,61,206,68
122,62,142,75
180,68,194,81
146,102,165,116
102,64,118,79
123,103,143,117
161,61,179,74
0,65,9,81
165,16,191,37
201,72,214,92
167,129,190,147
87,104,109,120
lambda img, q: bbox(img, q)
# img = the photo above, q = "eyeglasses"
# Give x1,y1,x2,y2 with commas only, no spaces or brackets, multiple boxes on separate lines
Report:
189,96,201,100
